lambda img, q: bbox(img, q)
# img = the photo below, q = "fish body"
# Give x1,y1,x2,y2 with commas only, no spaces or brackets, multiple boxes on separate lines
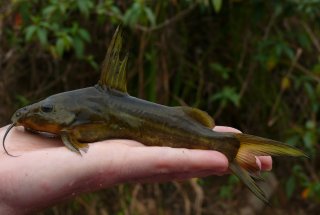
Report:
4,27,306,203
13,85,239,160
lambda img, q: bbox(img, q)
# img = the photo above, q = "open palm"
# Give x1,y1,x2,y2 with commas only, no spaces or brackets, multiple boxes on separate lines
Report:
0,125,271,214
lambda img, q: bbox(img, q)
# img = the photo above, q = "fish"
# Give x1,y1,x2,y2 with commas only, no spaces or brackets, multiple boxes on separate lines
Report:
2,26,307,203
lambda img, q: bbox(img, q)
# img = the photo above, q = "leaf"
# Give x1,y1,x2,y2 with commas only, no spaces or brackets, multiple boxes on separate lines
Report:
37,28,48,45
303,131,315,149
281,76,291,91
286,176,296,199
76,0,93,17
228,175,240,184
211,0,222,13
123,2,142,27
25,25,37,41
58,2,67,14
56,38,65,57
312,63,320,74
78,28,91,42
144,7,156,26
219,176,238,199
209,63,230,79
111,6,121,16
49,45,59,59
219,186,232,199
15,95,30,106
306,120,315,129
283,45,294,60
86,55,99,70
297,32,312,51
73,37,84,58
63,35,73,50
210,86,240,107
42,5,56,17
266,55,278,71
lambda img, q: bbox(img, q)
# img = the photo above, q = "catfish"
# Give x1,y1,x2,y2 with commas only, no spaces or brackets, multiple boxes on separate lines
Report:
3,27,307,203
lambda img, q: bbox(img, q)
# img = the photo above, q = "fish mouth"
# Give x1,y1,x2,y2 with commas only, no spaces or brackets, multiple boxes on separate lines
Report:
24,127,59,138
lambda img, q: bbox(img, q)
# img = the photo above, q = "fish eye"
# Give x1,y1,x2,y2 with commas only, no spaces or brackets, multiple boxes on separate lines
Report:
40,104,54,113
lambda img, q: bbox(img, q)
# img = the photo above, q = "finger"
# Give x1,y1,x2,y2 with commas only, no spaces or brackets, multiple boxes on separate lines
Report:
213,126,241,133
115,145,229,183
257,156,272,171
214,126,273,171
130,169,218,183
255,157,262,170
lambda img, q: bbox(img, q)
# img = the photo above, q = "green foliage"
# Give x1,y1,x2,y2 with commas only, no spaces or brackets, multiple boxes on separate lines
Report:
1,0,320,213
219,175,240,199
18,0,93,59
123,0,156,27
210,86,240,107
212,0,223,13
15,95,30,107
209,63,231,80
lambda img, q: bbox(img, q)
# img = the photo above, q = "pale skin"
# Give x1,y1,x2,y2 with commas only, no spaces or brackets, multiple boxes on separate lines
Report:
0,125,272,214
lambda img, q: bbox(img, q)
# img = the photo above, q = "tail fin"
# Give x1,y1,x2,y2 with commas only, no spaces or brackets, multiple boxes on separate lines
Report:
229,161,268,203
230,133,307,203
235,133,307,158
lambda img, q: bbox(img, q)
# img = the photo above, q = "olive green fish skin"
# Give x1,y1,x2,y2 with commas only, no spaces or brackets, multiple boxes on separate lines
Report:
12,85,239,161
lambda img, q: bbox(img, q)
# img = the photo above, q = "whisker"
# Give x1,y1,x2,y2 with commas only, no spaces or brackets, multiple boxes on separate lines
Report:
2,123,20,157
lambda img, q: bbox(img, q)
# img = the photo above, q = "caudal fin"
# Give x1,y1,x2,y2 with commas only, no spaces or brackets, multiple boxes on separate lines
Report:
230,133,307,203
229,161,268,203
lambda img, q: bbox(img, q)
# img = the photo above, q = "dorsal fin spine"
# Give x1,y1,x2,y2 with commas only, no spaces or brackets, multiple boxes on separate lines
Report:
119,54,128,92
98,26,128,93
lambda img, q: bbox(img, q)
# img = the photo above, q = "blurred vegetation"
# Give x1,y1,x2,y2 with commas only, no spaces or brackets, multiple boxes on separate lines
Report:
1,0,320,214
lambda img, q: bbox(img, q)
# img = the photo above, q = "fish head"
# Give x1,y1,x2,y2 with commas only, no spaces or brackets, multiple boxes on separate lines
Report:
11,95,76,134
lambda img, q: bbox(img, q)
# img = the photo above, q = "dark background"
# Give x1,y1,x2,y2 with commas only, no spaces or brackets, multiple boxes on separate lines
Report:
1,0,319,214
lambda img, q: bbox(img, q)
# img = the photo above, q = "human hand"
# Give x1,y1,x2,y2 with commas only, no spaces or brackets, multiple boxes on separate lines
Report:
0,125,272,214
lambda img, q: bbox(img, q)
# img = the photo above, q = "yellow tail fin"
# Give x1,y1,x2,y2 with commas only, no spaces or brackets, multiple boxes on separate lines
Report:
230,133,307,203
235,133,307,158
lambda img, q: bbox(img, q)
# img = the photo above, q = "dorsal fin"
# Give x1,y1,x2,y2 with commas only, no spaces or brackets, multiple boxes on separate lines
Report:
174,106,215,128
98,26,128,93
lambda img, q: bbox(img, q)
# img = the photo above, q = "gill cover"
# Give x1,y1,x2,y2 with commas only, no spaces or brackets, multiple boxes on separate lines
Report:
60,26,129,155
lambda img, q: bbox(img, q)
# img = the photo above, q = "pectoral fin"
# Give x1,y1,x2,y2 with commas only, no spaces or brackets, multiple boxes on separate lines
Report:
61,131,89,155
98,26,128,93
